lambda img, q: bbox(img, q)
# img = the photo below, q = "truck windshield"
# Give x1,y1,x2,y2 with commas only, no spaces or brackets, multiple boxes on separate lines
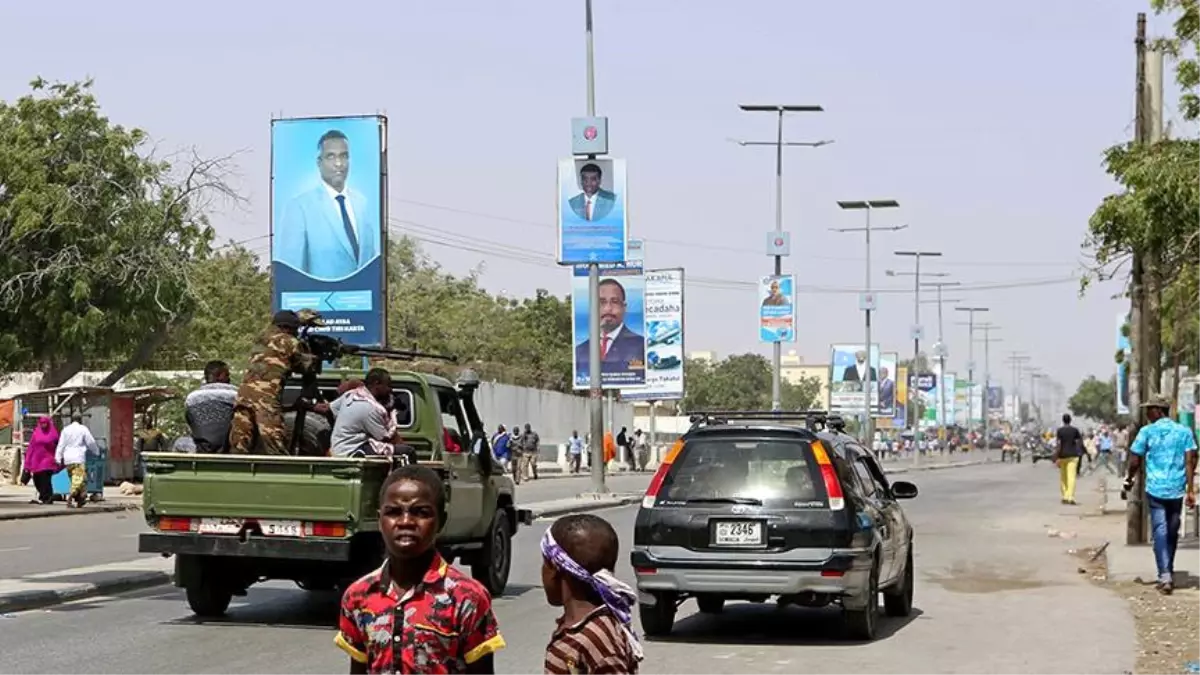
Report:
659,437,823,506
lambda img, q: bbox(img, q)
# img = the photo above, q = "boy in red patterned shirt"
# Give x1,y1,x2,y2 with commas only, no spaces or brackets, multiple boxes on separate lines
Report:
336,465,506,674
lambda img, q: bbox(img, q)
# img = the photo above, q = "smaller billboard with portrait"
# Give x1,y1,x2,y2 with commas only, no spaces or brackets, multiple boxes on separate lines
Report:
892,366,909,428
828,344,889,414
1116,312,1131,415
759,275,796,343
621,269,684,401
557,158,628,264
571,263,646,390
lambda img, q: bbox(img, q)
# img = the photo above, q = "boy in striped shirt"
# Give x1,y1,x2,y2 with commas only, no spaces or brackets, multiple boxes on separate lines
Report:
540,514,643,674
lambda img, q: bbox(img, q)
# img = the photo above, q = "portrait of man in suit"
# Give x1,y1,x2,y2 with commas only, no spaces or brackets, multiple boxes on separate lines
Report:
274,129,380,280
877,365,895,410
761,278,789,307
575,278,645,375
841,350,877,383
567,162,617,222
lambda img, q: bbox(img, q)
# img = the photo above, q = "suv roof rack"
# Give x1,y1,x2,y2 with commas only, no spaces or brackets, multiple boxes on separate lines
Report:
687,410,846,434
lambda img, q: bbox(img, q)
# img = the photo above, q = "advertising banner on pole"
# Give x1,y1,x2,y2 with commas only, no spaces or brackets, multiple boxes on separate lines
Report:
270,115,388,346
874,352,898,418
986,386,1005,416
759,275,796,343
943,372,957,426
621,269,684,401
893,366,909,429
1116,312,1131,415
557,158,628,264
571,263,646,389
914,372,938,428
828,344,884,414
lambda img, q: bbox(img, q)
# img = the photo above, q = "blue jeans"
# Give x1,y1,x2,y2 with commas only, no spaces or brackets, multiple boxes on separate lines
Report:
1147,494,1183,582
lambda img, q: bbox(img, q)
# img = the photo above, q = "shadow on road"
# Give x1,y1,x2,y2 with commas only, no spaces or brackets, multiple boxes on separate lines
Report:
652,602,924,646
166,586,340,630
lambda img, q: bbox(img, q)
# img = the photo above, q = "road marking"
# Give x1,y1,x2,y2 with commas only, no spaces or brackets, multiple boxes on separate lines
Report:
0,546,31,553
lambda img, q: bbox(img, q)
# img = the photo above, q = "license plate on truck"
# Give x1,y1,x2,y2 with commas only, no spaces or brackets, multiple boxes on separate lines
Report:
259,520,304,537
712,520,763,546
197,518,242,535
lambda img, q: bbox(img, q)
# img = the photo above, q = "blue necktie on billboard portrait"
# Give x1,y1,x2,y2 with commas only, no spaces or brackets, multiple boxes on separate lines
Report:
335,194,359,262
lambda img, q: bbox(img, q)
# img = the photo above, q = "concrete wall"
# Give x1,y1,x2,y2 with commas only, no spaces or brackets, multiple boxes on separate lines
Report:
474,382,634,445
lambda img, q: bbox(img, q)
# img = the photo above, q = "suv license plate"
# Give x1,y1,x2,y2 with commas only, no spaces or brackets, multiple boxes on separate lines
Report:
712,520,763,546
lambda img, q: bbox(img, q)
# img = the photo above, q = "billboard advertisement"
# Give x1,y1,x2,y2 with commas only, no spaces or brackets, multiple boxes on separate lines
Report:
557,158,628,264
987,386,1004,413
829,344,894,415
944,372,957,425
913,372,938,428
571,263,646,390
759,275,796,343
893,365,909,429
271,115,388,346
1116,313,1131,415
622,269,684,401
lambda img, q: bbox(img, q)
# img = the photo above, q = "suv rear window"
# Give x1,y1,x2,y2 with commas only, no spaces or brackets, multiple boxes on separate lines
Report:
659,437,824,506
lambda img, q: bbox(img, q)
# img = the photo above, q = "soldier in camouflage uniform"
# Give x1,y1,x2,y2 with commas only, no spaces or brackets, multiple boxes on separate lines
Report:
228,309,323,455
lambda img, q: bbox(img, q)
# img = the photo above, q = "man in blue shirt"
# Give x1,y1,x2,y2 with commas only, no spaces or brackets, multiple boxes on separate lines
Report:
1124,394,1197,595
1095,427,1115,474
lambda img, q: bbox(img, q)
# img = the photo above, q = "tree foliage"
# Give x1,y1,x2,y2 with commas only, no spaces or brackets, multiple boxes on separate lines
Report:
0,78,240,388
681,354,822,412
1068,375,1126,425
1151,0,1200,121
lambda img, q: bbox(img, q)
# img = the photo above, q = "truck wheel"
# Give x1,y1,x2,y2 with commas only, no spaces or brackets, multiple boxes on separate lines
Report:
471,509,512,597
186,582,233,618
639,592,676,638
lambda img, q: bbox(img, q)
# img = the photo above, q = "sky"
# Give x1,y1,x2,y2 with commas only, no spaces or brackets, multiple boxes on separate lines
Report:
2,0,1187,403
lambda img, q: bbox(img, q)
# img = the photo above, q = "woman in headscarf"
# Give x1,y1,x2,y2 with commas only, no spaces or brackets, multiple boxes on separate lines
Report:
23,416,60,505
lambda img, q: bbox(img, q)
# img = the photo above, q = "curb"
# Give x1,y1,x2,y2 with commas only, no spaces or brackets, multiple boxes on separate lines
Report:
529,495,641,520
885,459,988,475
0,569,173,615
0,502,140,522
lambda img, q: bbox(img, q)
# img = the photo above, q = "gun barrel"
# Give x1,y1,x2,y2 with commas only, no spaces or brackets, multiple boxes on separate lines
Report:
344,344,459,363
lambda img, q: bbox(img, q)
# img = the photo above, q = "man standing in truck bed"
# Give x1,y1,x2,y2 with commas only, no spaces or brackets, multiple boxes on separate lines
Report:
229,309,321,455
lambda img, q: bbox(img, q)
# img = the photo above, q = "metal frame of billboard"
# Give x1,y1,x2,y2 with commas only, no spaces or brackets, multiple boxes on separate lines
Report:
268,114,389,347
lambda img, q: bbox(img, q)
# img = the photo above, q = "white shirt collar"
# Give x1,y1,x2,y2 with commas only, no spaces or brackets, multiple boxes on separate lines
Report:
603,324,624,342
324,182,349,200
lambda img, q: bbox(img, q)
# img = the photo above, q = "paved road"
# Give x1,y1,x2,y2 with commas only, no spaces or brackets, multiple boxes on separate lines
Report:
0,473,653,579
0,464,1135,673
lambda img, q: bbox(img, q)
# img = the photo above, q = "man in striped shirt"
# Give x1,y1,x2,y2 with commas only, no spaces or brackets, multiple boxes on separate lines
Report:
541,514,642,674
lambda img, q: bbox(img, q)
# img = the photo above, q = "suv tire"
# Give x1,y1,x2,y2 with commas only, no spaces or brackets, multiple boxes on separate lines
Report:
639,592,677,638
883,546,914,617
696,595,725,614
844,559,879,641
471,508,512,597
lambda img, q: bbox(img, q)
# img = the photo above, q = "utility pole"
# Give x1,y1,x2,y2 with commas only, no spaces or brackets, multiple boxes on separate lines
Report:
891,251,943,463
834,201,905,444
922,281,961,443
1006,353,1030,424
583,0,607,494
735,105,829,411
977,323,1002,454
954,306,989,426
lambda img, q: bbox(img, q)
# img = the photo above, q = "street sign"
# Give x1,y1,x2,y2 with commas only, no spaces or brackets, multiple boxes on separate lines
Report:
910,324,924,341
570,117,609,156
766,231,791,257
859,292,877,312
932,342,948,358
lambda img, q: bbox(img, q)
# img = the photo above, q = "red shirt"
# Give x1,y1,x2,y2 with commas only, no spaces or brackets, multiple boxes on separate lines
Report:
336,554,505,673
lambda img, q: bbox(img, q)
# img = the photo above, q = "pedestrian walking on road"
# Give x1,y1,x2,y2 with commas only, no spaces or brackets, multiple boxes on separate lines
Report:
633,429,649,472
336,465,506,673
22,415,59,505
541,514,643,674
1054,413,1084,505
1123,394,1197,595
522,423,541,481
55,412,99,508
616,426,630,468
1095,428,1116,474
568,430,584,474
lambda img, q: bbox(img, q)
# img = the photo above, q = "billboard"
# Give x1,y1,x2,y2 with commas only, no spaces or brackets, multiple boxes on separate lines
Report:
622,269,684,401
1116,313,1131,415
829,345,894,415
944,372,957,425
759,275,796,343
270,115,388,346
987,386,1004,412
557,158,628,264
893,365,909,428
571,263,646,389
912,372,938,428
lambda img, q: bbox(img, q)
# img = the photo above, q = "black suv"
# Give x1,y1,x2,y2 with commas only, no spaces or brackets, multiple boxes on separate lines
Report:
631,411,918,641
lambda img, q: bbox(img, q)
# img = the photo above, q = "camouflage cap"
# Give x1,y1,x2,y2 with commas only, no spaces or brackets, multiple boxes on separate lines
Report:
1140,394,1172,410
296,308,325,327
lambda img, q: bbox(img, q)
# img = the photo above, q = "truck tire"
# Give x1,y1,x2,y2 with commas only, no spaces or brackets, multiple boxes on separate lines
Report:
283,411,331,457
471,509,512,597
186,581,233,618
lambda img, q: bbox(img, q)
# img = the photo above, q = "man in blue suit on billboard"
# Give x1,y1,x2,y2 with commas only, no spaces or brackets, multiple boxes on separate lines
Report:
576,278,644,373
568,162,616,221
275,129,380,279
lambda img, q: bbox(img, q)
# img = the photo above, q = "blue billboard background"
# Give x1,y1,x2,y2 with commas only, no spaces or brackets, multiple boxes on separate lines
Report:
271,115,387,346
557,158,628,264
758,275,796,342
1116,312,1130,415
571,263,646,389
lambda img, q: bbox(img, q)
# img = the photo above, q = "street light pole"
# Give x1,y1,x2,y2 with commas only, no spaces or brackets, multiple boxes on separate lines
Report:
834,200,903,444
737,104,827,411
892,252,943,463
976,323,1002,454
954,306,990,426
921,281,960,445
583,0,607,494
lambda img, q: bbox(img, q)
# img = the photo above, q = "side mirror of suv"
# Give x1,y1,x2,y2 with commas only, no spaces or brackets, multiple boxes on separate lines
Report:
891,481,919,500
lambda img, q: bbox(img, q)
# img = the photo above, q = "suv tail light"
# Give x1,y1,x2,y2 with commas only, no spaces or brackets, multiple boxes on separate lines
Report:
642,439,684,508
811,441,845,510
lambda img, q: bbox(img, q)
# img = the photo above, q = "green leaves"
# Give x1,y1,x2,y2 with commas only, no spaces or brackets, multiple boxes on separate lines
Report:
681,354,822,412
1068,375,1126,425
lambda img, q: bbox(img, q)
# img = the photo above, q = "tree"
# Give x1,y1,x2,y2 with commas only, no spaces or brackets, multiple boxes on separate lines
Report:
680,353,823,412
1151,0,1200,121
0,78,240,388
1068,375,1126,425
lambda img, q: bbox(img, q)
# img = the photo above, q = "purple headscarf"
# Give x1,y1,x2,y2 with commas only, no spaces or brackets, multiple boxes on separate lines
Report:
541,529,644,660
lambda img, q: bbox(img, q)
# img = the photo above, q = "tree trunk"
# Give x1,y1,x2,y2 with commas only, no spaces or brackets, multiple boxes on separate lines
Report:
95,314,192,388
39,350,85,389
1171,346,1181,413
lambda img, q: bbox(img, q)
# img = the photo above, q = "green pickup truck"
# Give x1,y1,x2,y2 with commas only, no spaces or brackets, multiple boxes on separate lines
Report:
138,369,531,617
